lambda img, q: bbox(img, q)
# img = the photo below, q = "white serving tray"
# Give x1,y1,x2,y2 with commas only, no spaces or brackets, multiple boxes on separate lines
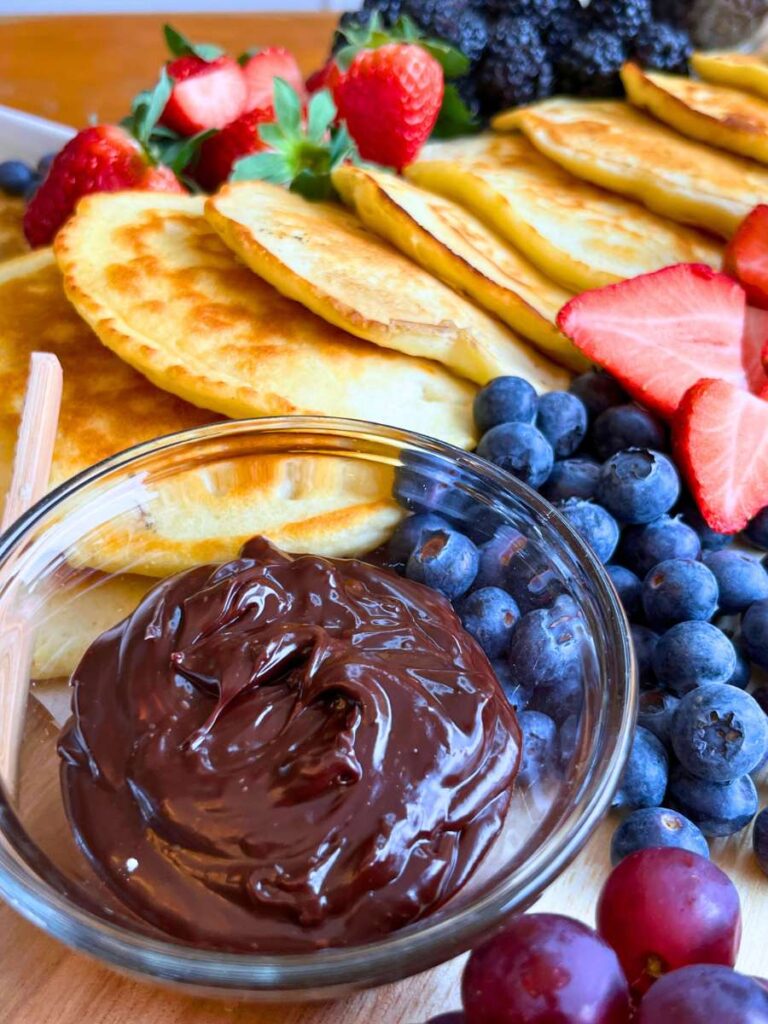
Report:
0,103,74,163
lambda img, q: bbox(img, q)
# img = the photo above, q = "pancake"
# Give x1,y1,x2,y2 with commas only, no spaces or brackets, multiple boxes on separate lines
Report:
622,62,768,165
0,196,28,261
503,98,768,238
55,191,478,449
332,163,587,373
405,133,722,293
692,50,768,102
205,180,570,390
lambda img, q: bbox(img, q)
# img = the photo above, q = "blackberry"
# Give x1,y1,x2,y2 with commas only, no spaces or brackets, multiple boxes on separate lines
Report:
331,8,375,53
401,0,444,34
478,17,554,111
453,74,484,120
362,0,404,21
556,28,626,98
588,0,653,42
651,0,688,26
432,2,490,63
633,21,692,73
546,7,588,55
486,0,562,21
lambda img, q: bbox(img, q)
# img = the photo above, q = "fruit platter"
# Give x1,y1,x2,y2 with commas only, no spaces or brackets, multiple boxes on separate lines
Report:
2,2,768,1022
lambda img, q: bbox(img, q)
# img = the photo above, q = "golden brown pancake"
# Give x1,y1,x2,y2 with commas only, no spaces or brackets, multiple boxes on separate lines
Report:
0,196,28,261
205,180,570,389
692,50,768,102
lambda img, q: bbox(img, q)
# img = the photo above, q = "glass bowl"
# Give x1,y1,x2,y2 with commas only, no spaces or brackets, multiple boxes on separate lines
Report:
0,417,636,1001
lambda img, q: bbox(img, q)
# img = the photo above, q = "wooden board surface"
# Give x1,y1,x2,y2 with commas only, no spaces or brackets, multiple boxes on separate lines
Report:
0,13,767,1022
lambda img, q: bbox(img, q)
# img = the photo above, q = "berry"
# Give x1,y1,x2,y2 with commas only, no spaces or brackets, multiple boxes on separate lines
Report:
597,848,741,995
473,376,538,432
556,29,626,98
430,1,490,64
622,515,701,578
162,55,247,136
642,557,718,627
726,641,752,690
754,807,768,876
477,422,554,489
305,59,341,95
638,688,680,748
742,598,768,670
678,492,735,551
611,807,709,865
704,550,768,612
393,454,472,520
557,499,620,563
589,0,653,41
674,379,768,534
652,620,736,694
672,683,768,783
546,7,589,56
492,658,532,710
195,102,274,191
0,159,35,197
631,624,659,688
540,457,601,503
23,125,183,248
516,710,558,787
612,726,668,810
334,43,443,170
240,47,304,112
746,507,768,549
536,391,587,457
387,511,449,564
668,765,758,836
754,685,768,715
558,264,749,420
508,595,586,724
473,524,526,590
597,449,680,525
638,964,768,1022
462,914,631,1024
632,21,692,73
363,0,404,24
456,586,520,659
474,528,563,611
608,565,643,620
478,17,554,111
569,370,627,420
406,526,478,599
558,713,580,770
592,403,666,460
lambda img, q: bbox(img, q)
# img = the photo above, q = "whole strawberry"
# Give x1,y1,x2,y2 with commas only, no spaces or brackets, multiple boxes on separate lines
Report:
334,43,443,170
23,125,184,247
195,103,274,191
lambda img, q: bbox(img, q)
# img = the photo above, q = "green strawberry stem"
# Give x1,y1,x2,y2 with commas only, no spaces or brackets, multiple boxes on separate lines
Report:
163,23,224,62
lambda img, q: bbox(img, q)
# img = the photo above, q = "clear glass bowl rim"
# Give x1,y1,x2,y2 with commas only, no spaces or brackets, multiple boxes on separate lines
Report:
0,416,637,993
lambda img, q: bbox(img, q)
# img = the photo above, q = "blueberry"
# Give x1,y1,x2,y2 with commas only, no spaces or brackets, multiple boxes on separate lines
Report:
746,507,768,550
475,527,564,612
621,515,701,578
672,683,768,783
456,586,520,659
508,595,586,724
754,807,768,877
406,527,478,600
610,807,709,866
591,403,666,460
492,658,532,709
608,565,643,620
652,621,736,695
677,493,735,551
516,710,558,787
0,159,35,197
612,725,668,810
477,422,554,489
558,713,580,771
597,448,680,524
631,624,659,688
725,641,752,690
393,456,470,520
556,498,619,563
535,391,587,457
704,550,768,612
387,512,448,564
474,525,527,590
742,598,768,671
667,765,758,837
753,686,768,716
540,457,601,502
638,688,680,748
473,376,538,433
37,151,57,176
642,557,719,627
568,370,627,419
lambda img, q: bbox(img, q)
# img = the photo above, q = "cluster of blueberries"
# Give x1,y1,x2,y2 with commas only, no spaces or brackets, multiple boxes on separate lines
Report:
0,156,54,201
386,370,768,874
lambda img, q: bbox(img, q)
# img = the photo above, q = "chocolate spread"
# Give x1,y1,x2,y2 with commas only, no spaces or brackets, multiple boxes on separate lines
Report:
59,537,520,953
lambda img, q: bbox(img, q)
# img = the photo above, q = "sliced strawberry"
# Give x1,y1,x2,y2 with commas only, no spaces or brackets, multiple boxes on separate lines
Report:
674,378,768,533
744,306,768,393
241,48,305,112
724,204,768,311
306,60,342,95
162,55,247,136
557,264,748,419
195,103,274,191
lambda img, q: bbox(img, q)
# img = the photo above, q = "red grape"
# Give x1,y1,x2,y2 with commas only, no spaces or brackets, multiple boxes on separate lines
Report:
462,913,631,1023
597,848,741,995
637,965,768,1022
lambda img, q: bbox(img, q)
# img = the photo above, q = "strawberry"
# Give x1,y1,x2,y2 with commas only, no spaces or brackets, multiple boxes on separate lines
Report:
306,60,342,96
195,103,274,191
724,204,768,311
23,125,184,247
334,43,443,170
241,47,305,111
557,264,749,419
744,306,768,392
674,378,768,533
161,55,247,136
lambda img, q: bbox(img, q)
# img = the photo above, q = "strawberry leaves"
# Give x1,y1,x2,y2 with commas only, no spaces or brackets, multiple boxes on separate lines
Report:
433,82,481,138
163,23,223,62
